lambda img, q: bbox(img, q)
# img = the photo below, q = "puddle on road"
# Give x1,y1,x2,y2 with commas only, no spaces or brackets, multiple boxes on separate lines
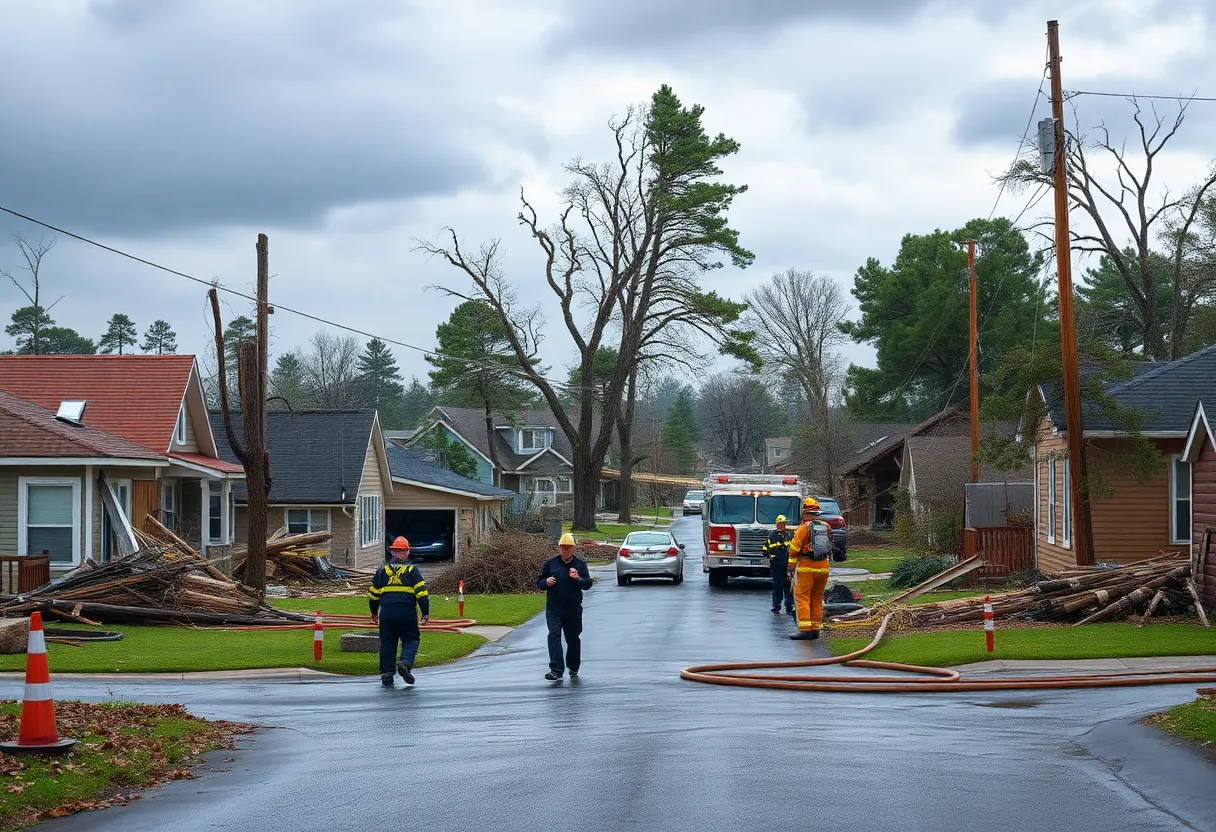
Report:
971,699,1045,709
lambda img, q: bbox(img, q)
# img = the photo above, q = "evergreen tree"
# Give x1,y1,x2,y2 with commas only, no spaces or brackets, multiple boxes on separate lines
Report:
399,377,437,429
29,326,96,355
268,351,307,410
5,305,55,354
141,319,178,355
98,313,139,354
422,425,479,479
356,337,405,410
661,386,699,475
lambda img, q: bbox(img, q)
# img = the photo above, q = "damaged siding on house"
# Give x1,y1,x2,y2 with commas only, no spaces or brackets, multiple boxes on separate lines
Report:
1193,435,1216,606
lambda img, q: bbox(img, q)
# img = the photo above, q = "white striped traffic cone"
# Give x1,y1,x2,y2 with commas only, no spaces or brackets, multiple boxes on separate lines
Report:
313,610,323,662
0,612,77,755
984,595,995,653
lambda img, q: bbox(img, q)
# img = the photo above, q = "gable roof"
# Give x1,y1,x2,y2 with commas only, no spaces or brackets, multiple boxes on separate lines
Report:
841,409,971,477
211,410,385,504
0,391,167,463
1183,401,1215,464
1040,344,1216,437
903,435,1033,504
0,354,203,453
419,405,582,475
386,444,514,500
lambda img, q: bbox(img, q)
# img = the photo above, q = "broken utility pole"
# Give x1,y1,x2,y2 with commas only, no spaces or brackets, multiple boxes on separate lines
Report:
966,239,979,485
209,233,273,595
1047,20,1094,565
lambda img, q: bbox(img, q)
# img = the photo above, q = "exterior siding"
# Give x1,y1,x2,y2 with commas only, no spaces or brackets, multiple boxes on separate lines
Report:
437,424,494,485
354,437,385,568
0,471,16,554
1035,420,1072,572
1193,436,1216,606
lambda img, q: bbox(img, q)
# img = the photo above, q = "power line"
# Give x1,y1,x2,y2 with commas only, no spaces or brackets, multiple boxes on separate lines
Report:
0,203,597,393
987,46,1051,222
1064,89,1216,102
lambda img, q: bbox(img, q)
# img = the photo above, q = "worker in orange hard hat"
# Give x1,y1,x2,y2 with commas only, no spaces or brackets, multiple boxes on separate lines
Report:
369,536,429,686
787,497,832,640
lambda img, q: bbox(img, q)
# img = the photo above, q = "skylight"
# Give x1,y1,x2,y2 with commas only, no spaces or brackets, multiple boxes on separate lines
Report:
55,400,87,424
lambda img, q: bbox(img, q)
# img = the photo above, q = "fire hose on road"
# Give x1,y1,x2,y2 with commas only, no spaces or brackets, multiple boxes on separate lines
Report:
680,612,1216,693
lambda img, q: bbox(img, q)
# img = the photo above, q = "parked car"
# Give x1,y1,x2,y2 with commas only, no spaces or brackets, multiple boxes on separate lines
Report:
682,489,705,515
616,530,685,586
386,531,451,563
815,496,848,560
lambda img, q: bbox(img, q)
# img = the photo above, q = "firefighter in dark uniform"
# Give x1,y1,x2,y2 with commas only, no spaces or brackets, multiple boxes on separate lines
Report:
368,536,429,687
763,514,795,615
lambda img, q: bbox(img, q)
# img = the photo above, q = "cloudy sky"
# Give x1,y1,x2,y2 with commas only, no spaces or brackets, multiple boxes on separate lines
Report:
2,0,1214,384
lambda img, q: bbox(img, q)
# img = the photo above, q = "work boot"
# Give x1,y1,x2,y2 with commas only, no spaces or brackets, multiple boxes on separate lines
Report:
569,670,579,678
785,608,794,616
789,631,816,641
771,607,780,614
398,663,416,685
545,671,562,681
381,674,394,687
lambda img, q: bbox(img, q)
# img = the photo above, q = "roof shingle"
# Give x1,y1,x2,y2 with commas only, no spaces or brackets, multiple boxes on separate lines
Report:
386,444,514,498
0,391,165,461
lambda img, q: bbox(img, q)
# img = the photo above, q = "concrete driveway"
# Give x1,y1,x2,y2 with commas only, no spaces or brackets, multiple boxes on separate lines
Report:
19,516,1216,832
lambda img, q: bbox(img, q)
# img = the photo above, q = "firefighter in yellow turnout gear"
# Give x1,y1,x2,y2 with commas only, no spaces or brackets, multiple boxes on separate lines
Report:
787,497,832,640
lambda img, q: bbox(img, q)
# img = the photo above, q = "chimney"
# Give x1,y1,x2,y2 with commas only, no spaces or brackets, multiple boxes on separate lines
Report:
520,403,528,419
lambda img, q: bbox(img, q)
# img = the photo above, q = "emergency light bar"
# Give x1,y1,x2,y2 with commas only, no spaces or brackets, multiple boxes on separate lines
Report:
711,474,800,486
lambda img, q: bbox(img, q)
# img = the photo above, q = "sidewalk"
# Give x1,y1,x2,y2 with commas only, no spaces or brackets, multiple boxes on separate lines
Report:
952,654,1216,675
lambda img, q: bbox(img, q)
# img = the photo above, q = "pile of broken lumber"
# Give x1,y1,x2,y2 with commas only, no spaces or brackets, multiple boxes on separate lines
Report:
838,553,1211,631
0,532,314,628
232,529,374,585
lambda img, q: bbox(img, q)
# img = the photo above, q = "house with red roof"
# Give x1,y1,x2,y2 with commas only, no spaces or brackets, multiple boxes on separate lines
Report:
0,355,243,572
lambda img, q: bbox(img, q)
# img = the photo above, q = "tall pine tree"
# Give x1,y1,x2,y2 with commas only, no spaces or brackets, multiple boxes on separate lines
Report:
141,319,178,354
98,314,138,355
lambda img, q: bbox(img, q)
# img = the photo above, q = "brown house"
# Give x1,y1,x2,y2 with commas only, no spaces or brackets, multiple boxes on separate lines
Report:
1183,401,1216,606
1031,345,1216,571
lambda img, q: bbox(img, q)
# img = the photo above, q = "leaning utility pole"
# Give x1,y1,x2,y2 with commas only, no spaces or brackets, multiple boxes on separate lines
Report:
1047,20,1093,565
966,239,979,485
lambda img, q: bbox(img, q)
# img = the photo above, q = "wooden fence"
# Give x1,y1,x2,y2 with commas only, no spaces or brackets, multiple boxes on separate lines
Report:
0,555,52,595
962,526,1034,582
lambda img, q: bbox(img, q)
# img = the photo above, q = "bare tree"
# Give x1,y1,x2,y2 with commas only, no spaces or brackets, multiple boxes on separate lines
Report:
743,269,851,490
1,234,62,355
300,332,364,408
420,86,755,529
1004,98,1216,359
698,373,783,469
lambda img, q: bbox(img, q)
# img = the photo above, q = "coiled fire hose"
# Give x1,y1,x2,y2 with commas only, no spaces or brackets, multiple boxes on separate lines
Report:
680,612,1216,693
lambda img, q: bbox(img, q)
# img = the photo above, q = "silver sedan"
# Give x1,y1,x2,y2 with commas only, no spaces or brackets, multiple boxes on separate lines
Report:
616,530,685,586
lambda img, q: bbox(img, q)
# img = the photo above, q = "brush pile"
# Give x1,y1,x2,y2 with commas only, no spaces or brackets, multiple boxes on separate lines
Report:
428,532,557,595
0,532,314,627
842,553,1210,631
231,529,375,585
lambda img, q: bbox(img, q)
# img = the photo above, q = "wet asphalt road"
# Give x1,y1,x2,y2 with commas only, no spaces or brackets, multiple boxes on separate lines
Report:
11,516,1216,832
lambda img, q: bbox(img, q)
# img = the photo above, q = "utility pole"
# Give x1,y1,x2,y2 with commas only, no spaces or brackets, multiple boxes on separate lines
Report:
1047,20,1093,566
967,239,979,484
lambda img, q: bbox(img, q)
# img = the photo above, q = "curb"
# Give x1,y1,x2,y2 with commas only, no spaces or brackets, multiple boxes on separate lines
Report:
951,654,1216,675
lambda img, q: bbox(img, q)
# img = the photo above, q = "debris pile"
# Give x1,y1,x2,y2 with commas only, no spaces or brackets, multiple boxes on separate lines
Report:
231,529,375,585
0,533,314,627
428,532,556,595
836,553,1211,631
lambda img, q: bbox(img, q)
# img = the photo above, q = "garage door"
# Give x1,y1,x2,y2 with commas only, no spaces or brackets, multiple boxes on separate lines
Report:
385,509,456,562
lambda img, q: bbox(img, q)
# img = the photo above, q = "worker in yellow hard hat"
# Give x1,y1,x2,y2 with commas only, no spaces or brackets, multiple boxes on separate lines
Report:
787,498,832,640
537,532,593,680
763,514,795,616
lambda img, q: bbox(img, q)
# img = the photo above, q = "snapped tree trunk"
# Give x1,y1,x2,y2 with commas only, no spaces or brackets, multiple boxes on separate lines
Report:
616,368,638,524
483,400,501,488
238,343,268,595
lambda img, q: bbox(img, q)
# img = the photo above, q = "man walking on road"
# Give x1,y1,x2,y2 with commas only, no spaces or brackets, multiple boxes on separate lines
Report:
369,536,429,686
537,532,593,681
787,498,832,640
763,514,795,615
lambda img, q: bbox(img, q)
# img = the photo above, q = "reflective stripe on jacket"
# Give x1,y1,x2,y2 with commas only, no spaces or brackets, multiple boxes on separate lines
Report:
368,562,429,617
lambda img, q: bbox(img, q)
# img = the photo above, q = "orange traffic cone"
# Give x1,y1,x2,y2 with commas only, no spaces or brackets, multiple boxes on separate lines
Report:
0,612,77,755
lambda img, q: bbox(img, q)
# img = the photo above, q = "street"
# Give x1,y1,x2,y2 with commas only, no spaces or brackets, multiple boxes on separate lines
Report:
18,516,1216,832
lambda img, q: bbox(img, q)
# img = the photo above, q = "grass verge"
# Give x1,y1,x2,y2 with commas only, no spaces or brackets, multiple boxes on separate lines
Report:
563,519,671,542
829,623,1216,667
0,700,254,831
273,593,546,627
1146,695,1216,749
0,626,484,675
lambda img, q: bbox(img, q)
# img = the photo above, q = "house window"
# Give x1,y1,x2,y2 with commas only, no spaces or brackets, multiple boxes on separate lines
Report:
208,482,223,544
174,405,187,446
161,481,178,531
520,429,549,452
1171,456,1192,544
19,477,80,565
555,477,573,494
359,495,381,548
1047,458,1057,544
1062,459,1071,549
287,508,330,535
774,446,790,458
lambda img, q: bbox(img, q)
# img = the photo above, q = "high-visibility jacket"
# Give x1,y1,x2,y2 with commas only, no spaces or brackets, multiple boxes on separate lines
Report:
789,518,832,562
763,529,794,563
368,561,429,617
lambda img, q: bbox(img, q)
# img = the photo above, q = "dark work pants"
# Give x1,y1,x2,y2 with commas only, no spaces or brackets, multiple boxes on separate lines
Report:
771,559,793,611
546,603,582,674
378,607,420,676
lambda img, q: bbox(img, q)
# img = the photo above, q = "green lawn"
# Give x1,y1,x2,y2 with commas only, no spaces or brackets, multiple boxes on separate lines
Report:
830,623,1216,667
1148,696,1216,747
273,593,546,627
631,507,674,518
842,578,987,607
563,520,671,542
840,553,904,575
0,625,484,676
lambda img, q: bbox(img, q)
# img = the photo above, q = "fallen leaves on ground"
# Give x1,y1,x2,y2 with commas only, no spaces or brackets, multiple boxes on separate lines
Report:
0,701,255,831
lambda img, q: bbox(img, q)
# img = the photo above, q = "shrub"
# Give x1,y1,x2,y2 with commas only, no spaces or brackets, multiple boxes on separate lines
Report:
889,553,958,590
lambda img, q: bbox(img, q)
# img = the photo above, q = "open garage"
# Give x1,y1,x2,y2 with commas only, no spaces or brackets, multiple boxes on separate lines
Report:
385,508,456,562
